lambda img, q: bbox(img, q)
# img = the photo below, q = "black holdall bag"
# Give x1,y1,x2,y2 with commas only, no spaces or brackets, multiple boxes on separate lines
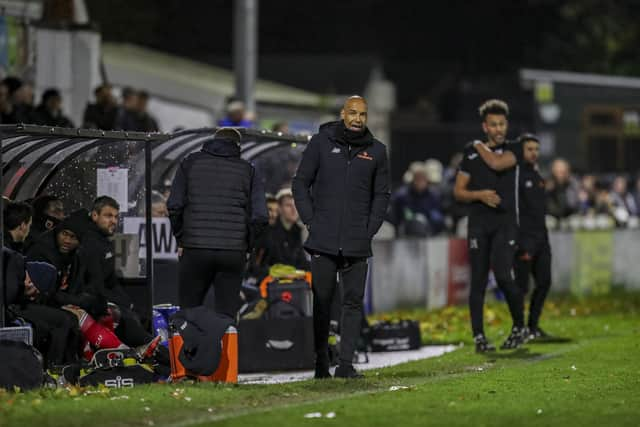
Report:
78,348,155,388
78,365,155,388
238,317,314,373
265,278,312,319
0,339,45,391
368,320,421,352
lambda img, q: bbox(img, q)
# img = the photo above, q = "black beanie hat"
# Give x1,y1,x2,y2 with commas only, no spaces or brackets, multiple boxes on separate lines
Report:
56,208,90,242
25,261,57,294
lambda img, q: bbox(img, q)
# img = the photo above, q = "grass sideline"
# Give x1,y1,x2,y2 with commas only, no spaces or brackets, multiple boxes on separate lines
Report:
1,291,638,427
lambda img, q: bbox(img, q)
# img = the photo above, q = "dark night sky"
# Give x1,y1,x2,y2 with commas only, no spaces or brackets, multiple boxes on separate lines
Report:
87,0,640,106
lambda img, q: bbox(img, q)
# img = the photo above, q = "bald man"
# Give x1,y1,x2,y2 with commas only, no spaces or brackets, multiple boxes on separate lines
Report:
293,96,390,379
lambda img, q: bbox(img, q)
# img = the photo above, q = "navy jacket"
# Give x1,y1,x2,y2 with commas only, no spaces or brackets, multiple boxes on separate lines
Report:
292,121,390,257
390,185,445,236
167,137,268,252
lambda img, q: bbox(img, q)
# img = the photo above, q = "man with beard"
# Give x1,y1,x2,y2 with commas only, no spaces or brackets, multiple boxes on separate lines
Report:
454,99,526,352
473,134,553,340
81,196,162,356
293,96,390,378
26,209,102,313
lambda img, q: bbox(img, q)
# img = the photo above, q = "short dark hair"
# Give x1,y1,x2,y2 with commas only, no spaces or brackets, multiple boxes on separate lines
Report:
265,194,277,204
94,83,111,96
138,90,149,101
32,194,62,219
41,88,61,104
214,127,242,144
92,196,120,214
519,133,540,144
479,99,509,120
121,86,136,100
4,201,33,231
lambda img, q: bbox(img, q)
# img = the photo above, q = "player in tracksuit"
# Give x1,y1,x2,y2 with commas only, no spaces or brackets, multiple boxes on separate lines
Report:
511,134,552,339
454,99,526,352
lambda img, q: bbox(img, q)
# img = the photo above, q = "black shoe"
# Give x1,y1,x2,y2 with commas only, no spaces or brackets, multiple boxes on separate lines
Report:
474,334,496,353
314,356,331,379
334,364,364,379
528,326,550,341
500,327,526,350
314,367,332,379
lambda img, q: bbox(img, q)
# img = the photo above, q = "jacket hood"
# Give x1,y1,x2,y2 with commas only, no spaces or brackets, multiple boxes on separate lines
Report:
56,209,90,242
319,120,374,147
202,137,241,158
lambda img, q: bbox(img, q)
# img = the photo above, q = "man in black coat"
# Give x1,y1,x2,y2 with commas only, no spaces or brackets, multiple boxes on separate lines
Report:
167,128,268,318
292,96,390,379
3,246,81,367
3,201,33,253
513,134,553,340
81,196,157,349
26,209,105,314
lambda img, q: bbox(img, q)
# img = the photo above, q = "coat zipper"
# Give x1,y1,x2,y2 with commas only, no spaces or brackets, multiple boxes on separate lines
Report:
338,144,352,252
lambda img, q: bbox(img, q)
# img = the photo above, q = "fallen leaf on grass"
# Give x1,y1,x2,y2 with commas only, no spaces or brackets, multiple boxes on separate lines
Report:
109,396,129,401
304,412,323,418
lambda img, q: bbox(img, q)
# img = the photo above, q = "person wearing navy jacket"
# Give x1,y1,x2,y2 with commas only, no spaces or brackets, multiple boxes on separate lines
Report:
292,96,390,379
168,128,268,317
513,134,553,340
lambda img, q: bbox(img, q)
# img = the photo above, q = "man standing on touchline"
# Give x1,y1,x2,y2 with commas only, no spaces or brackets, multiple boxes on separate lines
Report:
293,95,390,379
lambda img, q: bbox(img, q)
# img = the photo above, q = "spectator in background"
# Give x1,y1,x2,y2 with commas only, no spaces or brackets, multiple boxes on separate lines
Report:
272,121,289,134
577,174,597,214
114,86,140,131
633,176,640,216
218,99,252,127
593,181,614,217
424,158,444,197
266,193,279,226
3,77,34,123
29,88,74,128
253,189,309,279
610,176,638,219
3,201,33,253
29,195,65,242
390,161,445,236
151,190,168,217
0,80,18,124
136,90,159,132
545,158,580,219
83,84,117,130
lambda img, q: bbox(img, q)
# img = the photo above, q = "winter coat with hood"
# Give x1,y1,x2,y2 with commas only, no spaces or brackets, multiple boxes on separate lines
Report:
167,136,268,252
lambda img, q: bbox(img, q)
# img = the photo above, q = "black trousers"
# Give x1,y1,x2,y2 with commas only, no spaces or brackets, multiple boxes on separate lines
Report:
311,252,367,366
12,303,81,367
113,305,154,347
514,233,552,329
468,217,524,336
178,248,245,319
